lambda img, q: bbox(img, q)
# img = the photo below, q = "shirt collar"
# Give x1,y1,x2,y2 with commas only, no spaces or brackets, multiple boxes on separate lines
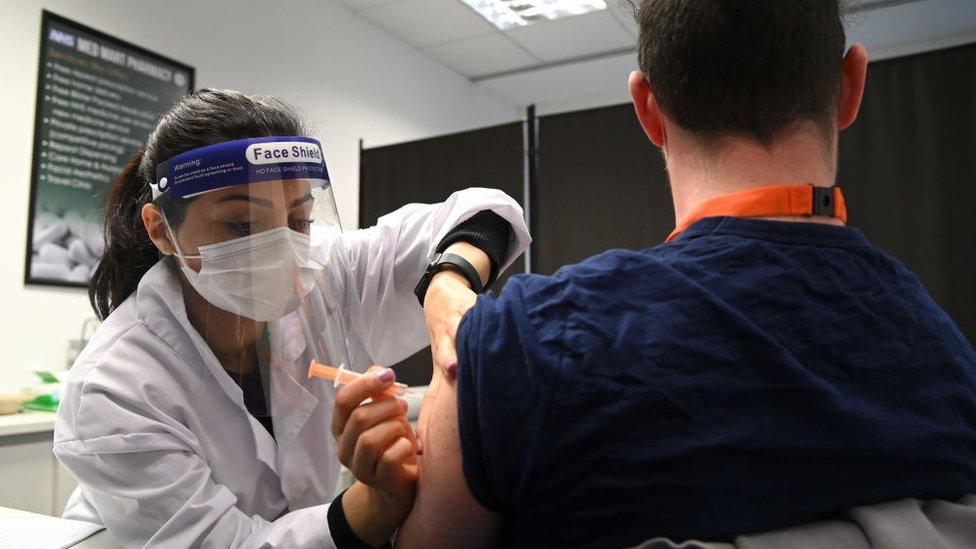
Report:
673,216,871,248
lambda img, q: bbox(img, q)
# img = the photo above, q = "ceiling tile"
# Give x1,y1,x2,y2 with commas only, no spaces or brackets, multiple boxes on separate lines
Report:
358,0,497,47
505,10,634,62
424,34,540,77
335,0,403,12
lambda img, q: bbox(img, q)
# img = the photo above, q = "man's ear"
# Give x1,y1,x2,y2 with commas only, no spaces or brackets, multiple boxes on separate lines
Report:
629,70,666,148
141,203,176,256
838,44,868,131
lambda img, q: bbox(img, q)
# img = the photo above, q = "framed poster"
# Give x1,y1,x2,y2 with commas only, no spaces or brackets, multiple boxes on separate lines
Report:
25,11,194,287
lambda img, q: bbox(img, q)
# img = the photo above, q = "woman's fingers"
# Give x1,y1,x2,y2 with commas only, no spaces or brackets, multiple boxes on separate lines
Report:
327,367,418,540
433,332,459,378
337,396,408,466
331,366,396,438
423,272,477,377
350,418,415,484
375,437,419,493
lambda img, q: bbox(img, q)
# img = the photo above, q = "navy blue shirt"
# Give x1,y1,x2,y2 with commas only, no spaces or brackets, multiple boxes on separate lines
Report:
456,217,976,548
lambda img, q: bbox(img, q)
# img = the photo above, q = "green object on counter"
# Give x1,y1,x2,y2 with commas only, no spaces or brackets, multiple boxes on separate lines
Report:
22,394,59,412
34,371,60,384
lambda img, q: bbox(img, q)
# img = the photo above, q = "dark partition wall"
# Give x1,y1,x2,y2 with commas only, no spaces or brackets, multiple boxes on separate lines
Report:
838,43,976,344
360,122,525,385
533,105,672,275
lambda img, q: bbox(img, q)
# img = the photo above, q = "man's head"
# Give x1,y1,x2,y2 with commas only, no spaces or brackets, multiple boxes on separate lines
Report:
628,0,867,158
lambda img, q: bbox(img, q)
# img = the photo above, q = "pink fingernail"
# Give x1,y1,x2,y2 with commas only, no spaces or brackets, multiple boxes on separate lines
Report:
377,368,395,383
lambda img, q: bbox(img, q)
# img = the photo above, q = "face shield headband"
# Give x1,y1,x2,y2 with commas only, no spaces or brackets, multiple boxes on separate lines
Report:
152,136,330,200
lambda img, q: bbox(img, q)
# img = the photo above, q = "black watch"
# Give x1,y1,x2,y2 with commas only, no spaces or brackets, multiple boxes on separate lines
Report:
414,252,485,306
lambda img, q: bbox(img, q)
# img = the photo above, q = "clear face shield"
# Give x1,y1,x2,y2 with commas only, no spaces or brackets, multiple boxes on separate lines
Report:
152,137,352,392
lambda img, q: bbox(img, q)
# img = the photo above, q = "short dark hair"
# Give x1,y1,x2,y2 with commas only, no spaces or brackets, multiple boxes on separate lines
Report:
635,0,846,145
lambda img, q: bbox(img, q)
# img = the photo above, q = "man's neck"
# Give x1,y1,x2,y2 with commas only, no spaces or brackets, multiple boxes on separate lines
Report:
666,124,840,225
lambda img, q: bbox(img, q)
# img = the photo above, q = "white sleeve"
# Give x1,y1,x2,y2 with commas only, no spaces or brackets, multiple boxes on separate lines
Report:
54,434,337,549
339,187,531,366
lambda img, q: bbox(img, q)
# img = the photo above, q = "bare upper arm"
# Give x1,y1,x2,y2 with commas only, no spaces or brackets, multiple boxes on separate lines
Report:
394,368,499,548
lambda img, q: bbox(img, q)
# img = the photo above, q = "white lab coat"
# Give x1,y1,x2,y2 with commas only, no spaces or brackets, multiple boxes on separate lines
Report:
53,188,530,548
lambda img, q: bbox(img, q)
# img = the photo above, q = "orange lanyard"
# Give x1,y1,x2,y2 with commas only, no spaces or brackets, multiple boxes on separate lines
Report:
667,184,847,242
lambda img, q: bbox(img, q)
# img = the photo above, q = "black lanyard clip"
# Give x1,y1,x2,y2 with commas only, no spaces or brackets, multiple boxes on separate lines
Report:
812,185,837,217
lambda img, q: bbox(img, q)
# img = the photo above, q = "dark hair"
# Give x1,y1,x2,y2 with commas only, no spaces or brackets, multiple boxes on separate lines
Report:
634,0,846,145
89,88,306,320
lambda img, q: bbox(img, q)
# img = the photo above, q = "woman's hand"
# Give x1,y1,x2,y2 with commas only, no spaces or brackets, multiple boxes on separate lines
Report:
423,270,478,377
423,242,488,376
332,367,419,546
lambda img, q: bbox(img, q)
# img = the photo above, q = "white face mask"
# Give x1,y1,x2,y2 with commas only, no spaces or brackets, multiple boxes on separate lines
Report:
168,225,319,321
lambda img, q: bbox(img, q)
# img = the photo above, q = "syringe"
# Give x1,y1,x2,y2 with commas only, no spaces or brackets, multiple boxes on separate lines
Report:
308,360,416,396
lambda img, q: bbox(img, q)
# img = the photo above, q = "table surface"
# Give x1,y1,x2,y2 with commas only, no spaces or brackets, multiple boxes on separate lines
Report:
0,410,57,437
0,505,117,548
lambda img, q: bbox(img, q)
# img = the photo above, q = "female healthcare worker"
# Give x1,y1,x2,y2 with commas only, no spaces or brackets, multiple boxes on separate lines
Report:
52,89,530,547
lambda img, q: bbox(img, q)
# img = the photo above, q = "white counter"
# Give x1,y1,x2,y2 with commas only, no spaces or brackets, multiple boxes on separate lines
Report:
0,410,57,437
0,410,76,517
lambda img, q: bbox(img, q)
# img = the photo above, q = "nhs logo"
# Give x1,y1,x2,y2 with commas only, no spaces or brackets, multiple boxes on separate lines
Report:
48,28,75,48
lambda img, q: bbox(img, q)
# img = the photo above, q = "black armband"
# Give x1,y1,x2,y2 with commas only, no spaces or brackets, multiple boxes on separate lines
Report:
435,210,514,290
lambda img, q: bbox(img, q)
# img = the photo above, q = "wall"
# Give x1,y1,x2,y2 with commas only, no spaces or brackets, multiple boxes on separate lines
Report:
0,0,518,382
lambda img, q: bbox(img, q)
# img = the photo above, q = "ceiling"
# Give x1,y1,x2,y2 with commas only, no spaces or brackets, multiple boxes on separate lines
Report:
337,0,638,80
338,0,976,110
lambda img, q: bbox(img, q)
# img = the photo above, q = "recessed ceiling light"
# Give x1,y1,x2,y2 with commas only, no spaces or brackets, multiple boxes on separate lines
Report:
463,0,608,30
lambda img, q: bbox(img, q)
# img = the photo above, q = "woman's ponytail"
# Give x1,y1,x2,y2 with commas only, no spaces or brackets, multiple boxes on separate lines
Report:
88,149,158,320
